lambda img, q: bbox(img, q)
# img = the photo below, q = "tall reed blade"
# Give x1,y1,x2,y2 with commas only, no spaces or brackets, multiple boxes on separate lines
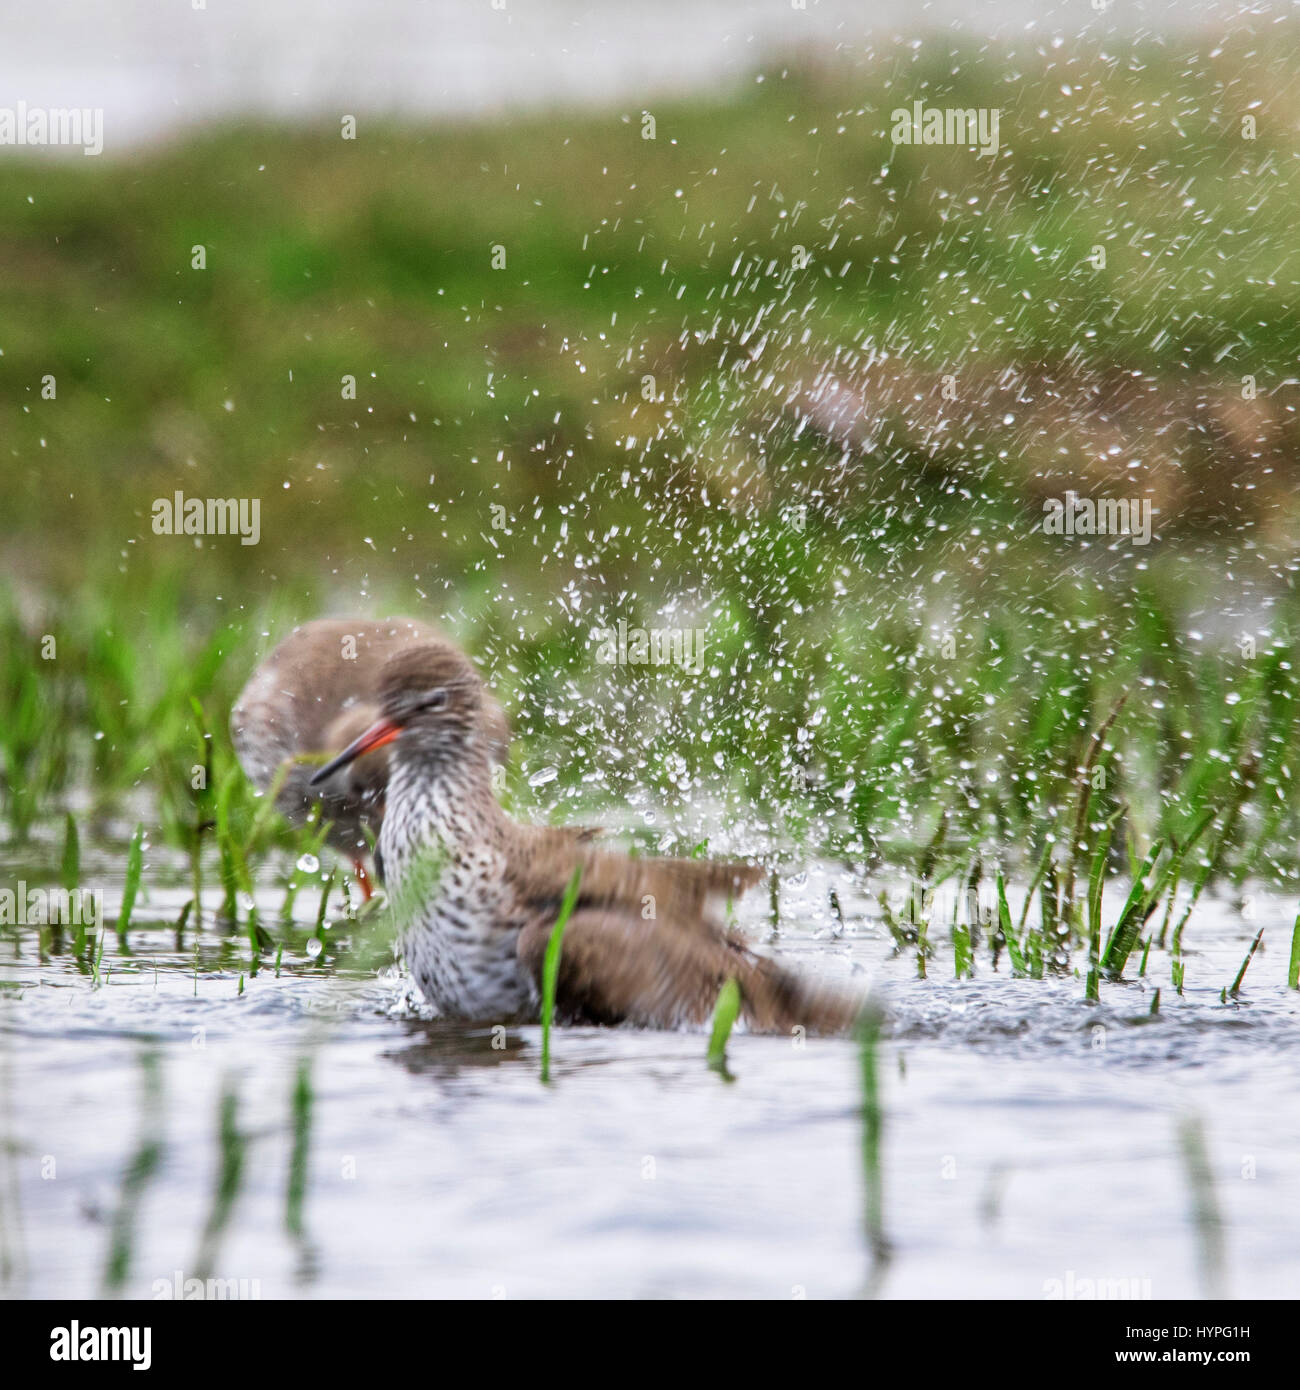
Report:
1061,689,1130,925
707,977,742,1075
61,812,83,955
1227,928,1265,998
117,822,145,950
1085,816,1116,1002
540,866,583,1084
1156,808,1215,949
1100,840,1165,977
995,871,1025,977
60,811,79,891
952,882,971,980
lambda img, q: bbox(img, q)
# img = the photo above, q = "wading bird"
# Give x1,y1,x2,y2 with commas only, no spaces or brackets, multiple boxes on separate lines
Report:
312,641,863,1032
231,617,510,896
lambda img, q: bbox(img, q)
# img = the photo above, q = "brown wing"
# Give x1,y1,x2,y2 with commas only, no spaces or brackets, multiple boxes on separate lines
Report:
516,906,863,1035
506,831,764,929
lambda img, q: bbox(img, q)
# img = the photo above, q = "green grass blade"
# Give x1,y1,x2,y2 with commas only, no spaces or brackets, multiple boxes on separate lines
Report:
1016,840,1054,933
707,977,742,1074
60,811,85,955
60,811,79,892
539,866,583,1084
1228,928,1265,998
995,870,1025,977
315,868,335,935
117,822,145,949
1100,840,1164,977
1156,807,1216,949
953,882,972,980
1061,689,1130,924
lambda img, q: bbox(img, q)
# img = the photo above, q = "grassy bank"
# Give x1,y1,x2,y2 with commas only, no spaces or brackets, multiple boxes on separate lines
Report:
3,26,1300,981
4,25,1300,587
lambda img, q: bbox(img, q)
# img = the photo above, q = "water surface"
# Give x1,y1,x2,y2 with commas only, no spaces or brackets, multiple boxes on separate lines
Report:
4,861,1296,1299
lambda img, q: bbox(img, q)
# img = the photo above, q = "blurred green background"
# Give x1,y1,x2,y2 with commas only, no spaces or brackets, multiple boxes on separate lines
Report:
4,26,1300,884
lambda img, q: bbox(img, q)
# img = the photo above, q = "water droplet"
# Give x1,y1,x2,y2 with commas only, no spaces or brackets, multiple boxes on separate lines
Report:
297,853,320,873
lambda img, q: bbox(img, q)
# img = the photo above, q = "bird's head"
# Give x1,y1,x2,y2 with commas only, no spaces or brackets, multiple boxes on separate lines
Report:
309,642,487,785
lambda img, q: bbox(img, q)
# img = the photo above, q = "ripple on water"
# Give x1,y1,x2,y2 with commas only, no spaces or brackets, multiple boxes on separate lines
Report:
2,871,1299,1298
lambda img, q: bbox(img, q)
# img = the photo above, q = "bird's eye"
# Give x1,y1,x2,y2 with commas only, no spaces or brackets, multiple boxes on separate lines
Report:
422,689,449,711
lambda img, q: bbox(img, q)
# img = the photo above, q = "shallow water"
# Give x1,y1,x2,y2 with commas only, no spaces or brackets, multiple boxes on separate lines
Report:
3,855,1297,1301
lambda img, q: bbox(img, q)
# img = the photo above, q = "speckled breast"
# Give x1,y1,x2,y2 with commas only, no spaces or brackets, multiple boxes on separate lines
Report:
381,804,536,1020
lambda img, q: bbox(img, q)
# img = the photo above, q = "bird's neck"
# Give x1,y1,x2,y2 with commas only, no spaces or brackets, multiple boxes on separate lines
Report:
384,737,502,864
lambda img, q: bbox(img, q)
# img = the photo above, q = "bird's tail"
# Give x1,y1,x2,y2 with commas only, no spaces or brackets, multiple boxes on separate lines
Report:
732,946,868,1036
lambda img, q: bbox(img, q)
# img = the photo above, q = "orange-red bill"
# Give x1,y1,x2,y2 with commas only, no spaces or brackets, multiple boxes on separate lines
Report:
309,718,400,786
